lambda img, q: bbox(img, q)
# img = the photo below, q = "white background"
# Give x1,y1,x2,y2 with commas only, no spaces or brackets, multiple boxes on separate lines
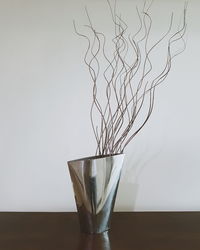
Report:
0,0,199,212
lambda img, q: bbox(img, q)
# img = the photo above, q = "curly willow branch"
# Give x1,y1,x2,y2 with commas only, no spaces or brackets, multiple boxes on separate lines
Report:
74,0,187,156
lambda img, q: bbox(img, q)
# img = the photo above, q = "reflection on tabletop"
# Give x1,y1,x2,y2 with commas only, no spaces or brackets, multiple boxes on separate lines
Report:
77,232,111,250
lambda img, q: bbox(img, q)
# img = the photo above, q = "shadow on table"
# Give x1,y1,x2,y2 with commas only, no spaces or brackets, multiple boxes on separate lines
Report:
77,231,111,250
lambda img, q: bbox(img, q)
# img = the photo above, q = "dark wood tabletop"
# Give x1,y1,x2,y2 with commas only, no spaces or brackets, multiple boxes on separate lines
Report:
0,212,200,250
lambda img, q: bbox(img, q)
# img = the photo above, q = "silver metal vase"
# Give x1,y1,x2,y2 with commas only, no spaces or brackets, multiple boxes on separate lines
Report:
68,153,125,234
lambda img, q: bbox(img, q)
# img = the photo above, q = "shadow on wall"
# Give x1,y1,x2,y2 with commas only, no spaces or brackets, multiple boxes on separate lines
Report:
116,147,163,211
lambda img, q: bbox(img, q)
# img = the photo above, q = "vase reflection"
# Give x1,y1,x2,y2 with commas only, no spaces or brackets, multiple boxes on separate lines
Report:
77,232,111,250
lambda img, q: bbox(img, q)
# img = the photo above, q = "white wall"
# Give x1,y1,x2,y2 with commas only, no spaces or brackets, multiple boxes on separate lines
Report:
0,0,199,212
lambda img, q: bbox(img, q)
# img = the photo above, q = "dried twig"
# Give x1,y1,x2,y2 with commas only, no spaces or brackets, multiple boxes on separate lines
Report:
74,0,187,156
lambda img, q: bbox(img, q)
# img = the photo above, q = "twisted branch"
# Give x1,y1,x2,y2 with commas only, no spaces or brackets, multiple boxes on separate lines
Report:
74,0,187,156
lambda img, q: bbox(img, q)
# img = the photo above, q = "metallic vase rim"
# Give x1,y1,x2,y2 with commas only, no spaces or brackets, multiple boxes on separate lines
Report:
68,153,125,164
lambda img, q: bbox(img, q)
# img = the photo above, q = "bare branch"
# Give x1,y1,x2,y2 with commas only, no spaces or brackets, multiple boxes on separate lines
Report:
74,1,187,156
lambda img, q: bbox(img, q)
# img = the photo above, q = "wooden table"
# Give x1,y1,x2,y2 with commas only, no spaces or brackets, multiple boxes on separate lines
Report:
0,212,200,250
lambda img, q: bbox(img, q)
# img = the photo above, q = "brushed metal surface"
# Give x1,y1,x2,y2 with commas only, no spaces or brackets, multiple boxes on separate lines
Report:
68,154,125,234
